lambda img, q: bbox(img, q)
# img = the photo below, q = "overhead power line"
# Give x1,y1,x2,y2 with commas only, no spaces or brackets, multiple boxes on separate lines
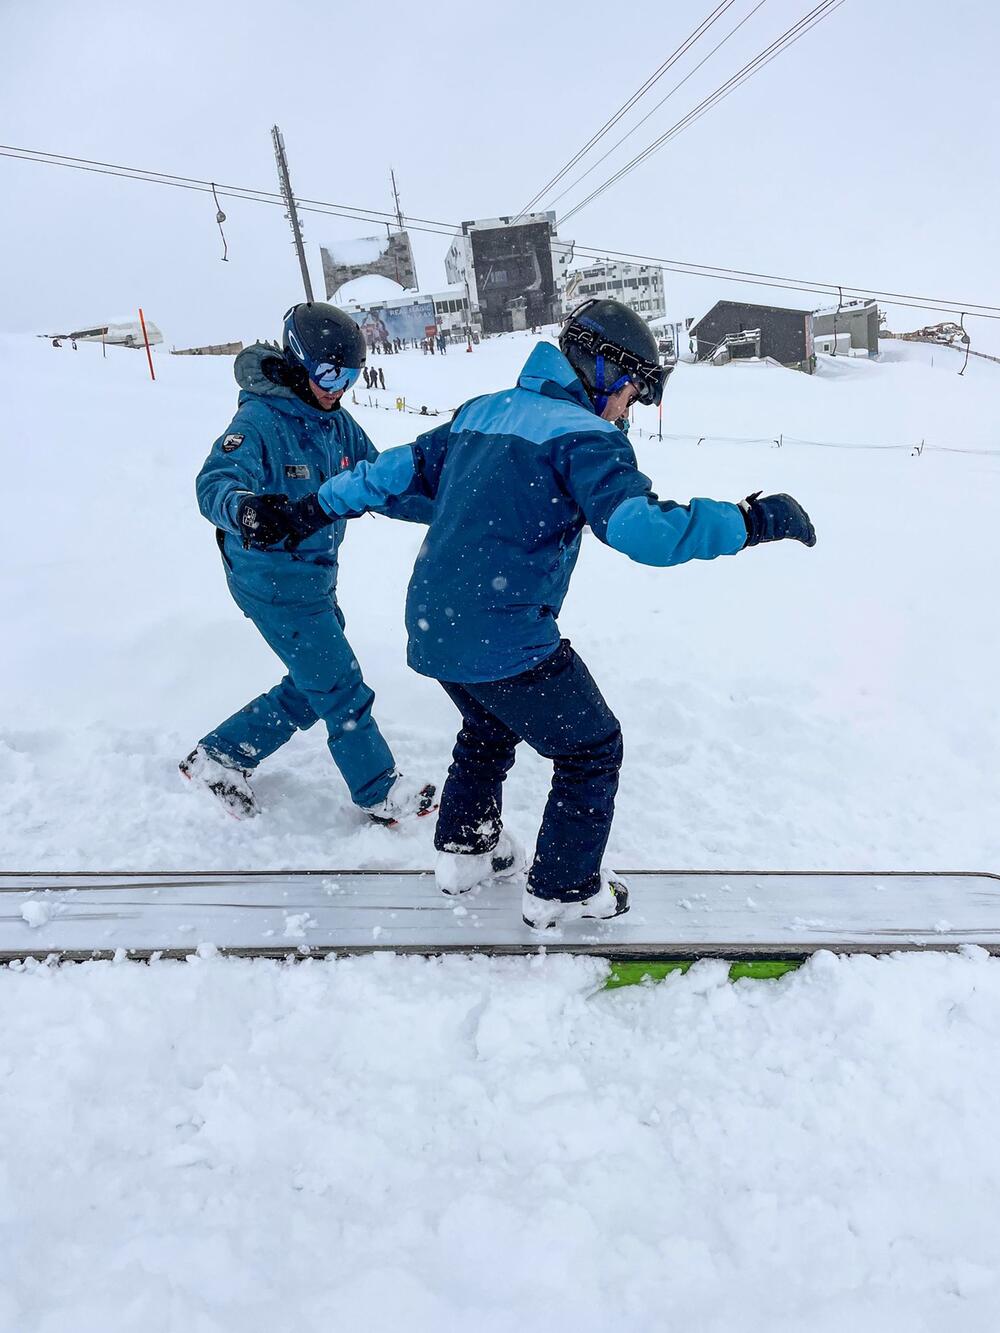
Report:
3,142,999,320
514,0,738,221
0,145,458,237
559,0,846,224
543,0,769,214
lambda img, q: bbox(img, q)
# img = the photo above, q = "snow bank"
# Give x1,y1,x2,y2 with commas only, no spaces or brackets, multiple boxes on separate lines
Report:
1,949,998,1331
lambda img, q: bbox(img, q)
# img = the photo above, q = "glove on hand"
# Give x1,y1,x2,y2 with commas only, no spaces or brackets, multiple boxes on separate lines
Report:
237,493,295,549
237,493,334,550
283,493,335,551
739,492,817,548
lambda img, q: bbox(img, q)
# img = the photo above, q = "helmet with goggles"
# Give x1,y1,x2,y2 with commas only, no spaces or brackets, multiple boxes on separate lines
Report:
282,301,366,394
559,298,668,416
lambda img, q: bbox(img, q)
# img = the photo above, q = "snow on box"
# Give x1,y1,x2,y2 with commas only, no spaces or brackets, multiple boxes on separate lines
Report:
320,234,389,266
1,329,999,1327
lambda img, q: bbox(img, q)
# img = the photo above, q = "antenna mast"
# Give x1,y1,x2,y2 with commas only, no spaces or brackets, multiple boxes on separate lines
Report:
271,125,314,301
390,168,404,230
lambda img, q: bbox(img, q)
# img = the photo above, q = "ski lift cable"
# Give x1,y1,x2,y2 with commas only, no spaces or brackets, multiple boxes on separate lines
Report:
542,0,769,215
513,0,740,221
3,144,1000,320
558,0,846,225
558,0,843,224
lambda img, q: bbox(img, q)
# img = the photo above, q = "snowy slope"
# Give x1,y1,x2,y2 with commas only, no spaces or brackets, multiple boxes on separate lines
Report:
1,331,997,871
2,948,1000,1332
2,332,1000,1330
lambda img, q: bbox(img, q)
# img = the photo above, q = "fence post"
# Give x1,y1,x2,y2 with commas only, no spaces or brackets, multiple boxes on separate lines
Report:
138,308,155,382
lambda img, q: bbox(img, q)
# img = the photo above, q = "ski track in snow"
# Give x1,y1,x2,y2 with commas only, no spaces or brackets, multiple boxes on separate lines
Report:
2,332,999,1328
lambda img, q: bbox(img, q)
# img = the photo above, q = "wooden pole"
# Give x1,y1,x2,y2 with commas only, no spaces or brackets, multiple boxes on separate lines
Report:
138,308,155,381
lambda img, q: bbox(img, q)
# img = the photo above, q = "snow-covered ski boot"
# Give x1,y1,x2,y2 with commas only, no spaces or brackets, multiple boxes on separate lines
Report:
179,745,259,820
362,772,437,827
522,872,630,930
436,829,529,896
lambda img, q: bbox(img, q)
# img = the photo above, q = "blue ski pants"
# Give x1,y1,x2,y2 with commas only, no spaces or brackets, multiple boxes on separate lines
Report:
199,577,396,809
434,640,623,901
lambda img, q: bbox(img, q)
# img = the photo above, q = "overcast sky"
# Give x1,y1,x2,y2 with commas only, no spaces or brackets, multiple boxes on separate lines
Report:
2,0,997,348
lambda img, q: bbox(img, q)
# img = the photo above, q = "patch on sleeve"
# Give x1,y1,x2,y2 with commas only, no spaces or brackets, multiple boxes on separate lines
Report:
222,433,245,452
284,464,311,480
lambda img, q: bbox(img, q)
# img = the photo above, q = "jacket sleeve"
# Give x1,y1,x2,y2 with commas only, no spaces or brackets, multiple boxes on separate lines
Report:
554,428,747,568
359,427,434,526
316,419,451,520
195,416,267,535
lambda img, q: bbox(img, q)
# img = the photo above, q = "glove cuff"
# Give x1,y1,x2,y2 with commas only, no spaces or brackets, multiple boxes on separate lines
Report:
739,492,762,547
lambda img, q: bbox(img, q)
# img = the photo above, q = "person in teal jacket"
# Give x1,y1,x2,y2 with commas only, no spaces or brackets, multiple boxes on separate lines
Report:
180,302,436,826
290,299,817,927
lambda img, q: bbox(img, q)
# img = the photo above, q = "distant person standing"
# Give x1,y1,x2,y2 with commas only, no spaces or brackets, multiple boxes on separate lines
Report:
378,366,386,390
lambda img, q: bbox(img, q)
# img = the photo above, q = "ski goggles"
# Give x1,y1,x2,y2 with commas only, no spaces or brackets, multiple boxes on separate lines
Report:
312,361,362,393
563,316,668,406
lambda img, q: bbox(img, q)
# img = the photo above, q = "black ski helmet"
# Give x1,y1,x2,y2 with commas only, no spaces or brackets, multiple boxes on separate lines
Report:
282,301,367,391
559,298,668,414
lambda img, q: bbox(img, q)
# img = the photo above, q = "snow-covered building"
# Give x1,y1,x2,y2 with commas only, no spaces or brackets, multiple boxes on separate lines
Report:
811,298,880,357
445,213,573,334
649,314,696,362
690,300,816,373
320,231,418,301
563,261,666,323
43,317,163,350
338,280,475,346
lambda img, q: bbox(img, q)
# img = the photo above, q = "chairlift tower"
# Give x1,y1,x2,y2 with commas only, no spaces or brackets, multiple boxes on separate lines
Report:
271,125,314,302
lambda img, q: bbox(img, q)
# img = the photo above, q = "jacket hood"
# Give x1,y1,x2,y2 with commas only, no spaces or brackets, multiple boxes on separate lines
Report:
234,341,330,421
516,341,596,415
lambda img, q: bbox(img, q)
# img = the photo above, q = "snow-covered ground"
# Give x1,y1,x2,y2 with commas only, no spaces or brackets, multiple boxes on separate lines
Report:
3,949,1000,1331
2,331,997,872
2,331,999,1329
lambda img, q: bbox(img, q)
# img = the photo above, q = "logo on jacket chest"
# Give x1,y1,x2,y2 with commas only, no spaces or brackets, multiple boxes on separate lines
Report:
222,433,244,452
284,464,312,480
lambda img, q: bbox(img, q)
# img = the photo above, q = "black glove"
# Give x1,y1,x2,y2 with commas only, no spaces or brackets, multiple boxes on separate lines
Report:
283,493,336,551
236,493,334,550
237,493,295,549
739,492,817,548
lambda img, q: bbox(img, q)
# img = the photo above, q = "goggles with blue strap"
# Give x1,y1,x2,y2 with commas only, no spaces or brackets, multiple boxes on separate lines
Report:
562,310,668,413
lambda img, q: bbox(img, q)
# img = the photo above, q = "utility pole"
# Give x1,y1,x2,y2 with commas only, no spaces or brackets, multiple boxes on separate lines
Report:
271,124,314,302
390,168,404,230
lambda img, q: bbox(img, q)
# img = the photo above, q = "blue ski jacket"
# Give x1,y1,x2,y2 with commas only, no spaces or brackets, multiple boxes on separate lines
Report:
196,343,431,606
315,341,748,682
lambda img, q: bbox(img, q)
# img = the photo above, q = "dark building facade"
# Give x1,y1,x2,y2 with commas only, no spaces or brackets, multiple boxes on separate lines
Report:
445,213,572,335
690,300,816,373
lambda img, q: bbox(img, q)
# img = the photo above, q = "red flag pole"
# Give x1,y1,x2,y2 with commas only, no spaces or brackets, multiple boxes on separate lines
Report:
138,307,155,382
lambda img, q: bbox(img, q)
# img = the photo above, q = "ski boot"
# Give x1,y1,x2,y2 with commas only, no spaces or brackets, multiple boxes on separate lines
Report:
179,745,259,820
435,829,529,896
522,872,630,930
362,772,437,828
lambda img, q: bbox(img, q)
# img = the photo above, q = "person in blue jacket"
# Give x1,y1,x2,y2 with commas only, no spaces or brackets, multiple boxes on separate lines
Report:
180,302,436,826
284,299,817,927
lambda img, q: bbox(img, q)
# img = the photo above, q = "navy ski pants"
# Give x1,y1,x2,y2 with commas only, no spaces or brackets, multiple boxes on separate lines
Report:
434,640,623,901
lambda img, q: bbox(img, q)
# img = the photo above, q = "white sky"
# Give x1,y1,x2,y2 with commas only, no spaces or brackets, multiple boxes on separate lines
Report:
1,0,998,348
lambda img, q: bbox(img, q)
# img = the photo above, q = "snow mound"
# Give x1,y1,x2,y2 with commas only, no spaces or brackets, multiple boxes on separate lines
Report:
1,950,999,1329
